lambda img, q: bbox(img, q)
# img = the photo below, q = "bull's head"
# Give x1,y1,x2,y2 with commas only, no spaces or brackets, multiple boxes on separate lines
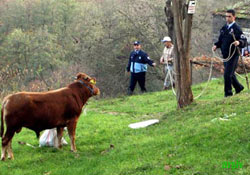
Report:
75,73,100,96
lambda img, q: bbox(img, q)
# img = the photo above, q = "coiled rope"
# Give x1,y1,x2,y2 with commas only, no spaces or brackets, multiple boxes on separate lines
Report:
167,43,237,99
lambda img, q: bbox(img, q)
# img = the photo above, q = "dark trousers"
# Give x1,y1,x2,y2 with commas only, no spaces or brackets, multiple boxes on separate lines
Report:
223,54,244,96
128,72,146,94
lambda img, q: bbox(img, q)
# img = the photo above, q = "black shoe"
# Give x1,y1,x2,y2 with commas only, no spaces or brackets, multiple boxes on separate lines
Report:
235,86,244,94
163,86,169,90
127,89,133,96
225,92,233,97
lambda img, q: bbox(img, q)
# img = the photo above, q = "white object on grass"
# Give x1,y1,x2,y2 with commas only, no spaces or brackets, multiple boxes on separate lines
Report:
218,118,230,121
211,117,231,122
128,119,159,129
39,128,68,147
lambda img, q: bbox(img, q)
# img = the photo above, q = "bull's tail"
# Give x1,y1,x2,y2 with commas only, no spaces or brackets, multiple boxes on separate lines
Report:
0,107,4,138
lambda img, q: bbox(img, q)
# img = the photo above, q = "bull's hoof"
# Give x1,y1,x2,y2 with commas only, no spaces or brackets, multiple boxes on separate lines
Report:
56,146,62,149
71,149,77,153
1,157,5,161
8,156,14,160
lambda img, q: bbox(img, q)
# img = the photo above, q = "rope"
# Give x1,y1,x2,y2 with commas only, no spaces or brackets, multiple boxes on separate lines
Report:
194,58,213,99
193,44,236,99
169,70,176,95
212,43,236,62
164,53,213,99
235,72,246,79
166,62,176,96
163,52,176,96
165,43,237,99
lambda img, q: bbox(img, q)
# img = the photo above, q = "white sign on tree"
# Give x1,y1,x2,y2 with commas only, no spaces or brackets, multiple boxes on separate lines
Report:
188,0,196,14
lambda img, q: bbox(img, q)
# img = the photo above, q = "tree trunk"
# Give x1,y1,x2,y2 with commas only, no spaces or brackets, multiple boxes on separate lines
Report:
167,0,194,108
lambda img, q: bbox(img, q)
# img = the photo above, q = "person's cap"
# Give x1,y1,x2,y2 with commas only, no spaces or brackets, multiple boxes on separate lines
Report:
133,41,141,45
161,36,171,42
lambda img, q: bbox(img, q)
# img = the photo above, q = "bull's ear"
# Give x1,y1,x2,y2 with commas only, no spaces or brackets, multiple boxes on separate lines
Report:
76,73,82,80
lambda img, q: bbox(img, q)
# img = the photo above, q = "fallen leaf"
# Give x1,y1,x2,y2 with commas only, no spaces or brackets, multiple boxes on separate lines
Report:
101,144,115,155
74,153,80,158
175,165,182,169
164,165,171,171
44,171,51,175
167,154,174,157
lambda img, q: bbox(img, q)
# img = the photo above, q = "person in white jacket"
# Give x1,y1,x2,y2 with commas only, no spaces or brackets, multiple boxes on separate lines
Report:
160,36,175,89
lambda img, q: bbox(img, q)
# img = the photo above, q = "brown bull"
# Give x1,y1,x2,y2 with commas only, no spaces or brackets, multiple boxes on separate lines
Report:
0,72,100,161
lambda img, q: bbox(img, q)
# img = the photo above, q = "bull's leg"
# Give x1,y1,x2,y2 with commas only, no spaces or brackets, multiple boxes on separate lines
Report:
1,144,7,161
7,141,14,160
56,127,64,149
1,129,15,161
67,121,77,152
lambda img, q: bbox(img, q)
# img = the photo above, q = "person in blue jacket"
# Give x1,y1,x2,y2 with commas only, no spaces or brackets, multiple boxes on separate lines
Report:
126,41,156,95
213,9,247,97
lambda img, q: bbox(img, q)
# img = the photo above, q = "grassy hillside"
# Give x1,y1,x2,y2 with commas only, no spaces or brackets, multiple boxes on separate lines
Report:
0,76,249,175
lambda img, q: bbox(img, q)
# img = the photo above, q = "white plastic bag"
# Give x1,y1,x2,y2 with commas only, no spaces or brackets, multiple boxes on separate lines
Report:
39,128,68,147
128,119,159,129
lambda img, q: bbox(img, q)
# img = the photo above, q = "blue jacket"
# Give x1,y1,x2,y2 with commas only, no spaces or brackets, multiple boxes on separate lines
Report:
214,23,247,58
126,50,154,73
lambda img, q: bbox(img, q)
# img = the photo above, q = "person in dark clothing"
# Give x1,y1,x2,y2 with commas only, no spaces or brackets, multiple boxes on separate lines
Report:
126,41,156,95
213,9,247,97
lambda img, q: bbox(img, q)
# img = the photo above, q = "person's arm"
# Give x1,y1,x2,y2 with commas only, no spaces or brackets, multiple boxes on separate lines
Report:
213,27,224,50
160,56,164,64
126,53,132,72
143,53,156,67
234,27,247,48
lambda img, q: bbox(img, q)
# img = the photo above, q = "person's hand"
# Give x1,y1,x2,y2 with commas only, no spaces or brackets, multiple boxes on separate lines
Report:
212,45,217,51
125,70,129,75
126,71,130,76
233,41,240,46
160,57,164,64
152,63,156,67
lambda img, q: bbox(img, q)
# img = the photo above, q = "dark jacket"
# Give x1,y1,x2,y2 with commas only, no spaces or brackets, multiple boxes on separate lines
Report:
126,50,154,73
214,22,247,58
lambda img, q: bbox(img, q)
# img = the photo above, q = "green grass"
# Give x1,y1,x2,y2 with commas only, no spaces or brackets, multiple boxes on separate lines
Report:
0,76,250,175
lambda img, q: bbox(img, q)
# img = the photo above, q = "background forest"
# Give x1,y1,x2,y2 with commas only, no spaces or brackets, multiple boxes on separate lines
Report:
0,0,239,98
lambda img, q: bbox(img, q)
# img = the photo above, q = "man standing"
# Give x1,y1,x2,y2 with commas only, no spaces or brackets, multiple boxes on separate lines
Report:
213,9,247,97
160,36,175,90
126,41,156,95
